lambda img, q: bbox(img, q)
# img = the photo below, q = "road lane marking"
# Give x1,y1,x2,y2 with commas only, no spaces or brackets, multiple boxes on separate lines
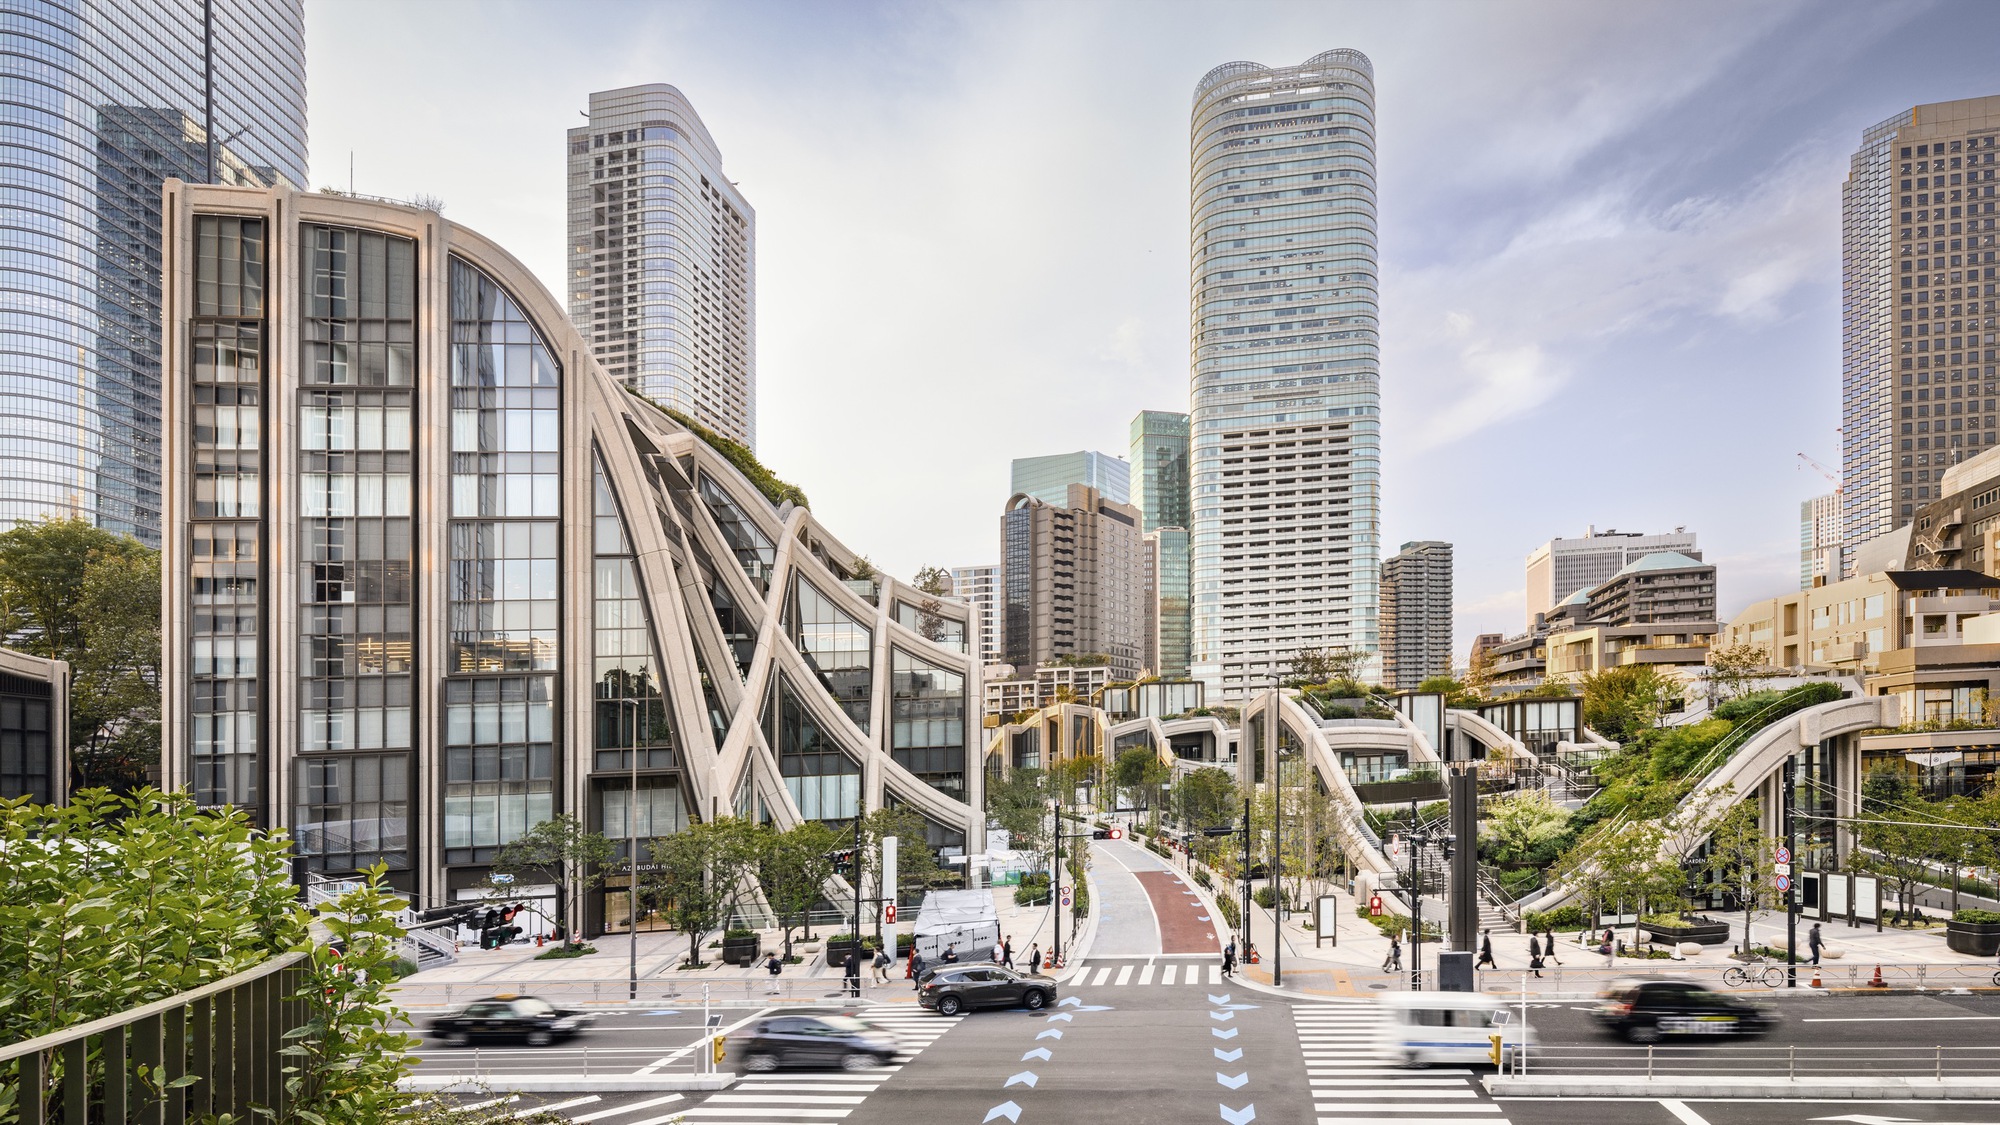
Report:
1661,1100,1713,1125
1310,1105,1499,1114
1211,965,1223,984
1116,965,1134,986
1140,964,1156,985
1093,967,1113,985
1801,1015,2000,1022
508,1096,599,1118
1164,964,1179,985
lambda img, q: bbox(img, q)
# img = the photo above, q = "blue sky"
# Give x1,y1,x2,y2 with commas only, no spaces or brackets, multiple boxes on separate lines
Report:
307,0,2000,658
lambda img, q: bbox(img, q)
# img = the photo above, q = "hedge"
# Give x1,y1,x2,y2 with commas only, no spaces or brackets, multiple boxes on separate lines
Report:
1523,905,1587,932
1954,908,2000,925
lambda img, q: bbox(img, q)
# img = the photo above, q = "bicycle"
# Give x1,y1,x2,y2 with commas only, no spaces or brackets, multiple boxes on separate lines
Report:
1990,969,2000,988
1721,963,1785,988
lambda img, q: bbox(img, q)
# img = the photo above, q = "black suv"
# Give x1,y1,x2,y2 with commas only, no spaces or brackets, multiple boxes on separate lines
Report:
732,1014,899,1072
1593,978,1778,1043
919,964,1057,1016
427,995,595,1046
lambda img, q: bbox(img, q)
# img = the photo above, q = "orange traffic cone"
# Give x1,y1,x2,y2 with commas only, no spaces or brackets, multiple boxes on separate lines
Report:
1810,967,1822,988
1868,964,1887,988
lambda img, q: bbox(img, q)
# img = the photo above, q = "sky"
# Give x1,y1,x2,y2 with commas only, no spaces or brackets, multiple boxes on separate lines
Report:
306,0,2000,660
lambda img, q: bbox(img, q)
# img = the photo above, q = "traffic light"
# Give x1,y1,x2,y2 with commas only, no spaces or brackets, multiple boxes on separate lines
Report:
1488,1033,1503,1068
827,849,857,875
1090,827,1125,840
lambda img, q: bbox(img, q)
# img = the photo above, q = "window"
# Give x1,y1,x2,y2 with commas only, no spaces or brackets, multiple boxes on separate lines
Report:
789,578,873,731
767,675,861,822
698,473,776,594
294,753,410,870
443,675,555,863
895,600,967,652
891,650,965,798
593,458,678,771
0,691,54,804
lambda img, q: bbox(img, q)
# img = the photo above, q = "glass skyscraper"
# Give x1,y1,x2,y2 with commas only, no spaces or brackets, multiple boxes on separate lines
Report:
1188,50,1381,697
1131,410,1191,678
568,85,757,451
1009,450,1129,507
0,0,307,544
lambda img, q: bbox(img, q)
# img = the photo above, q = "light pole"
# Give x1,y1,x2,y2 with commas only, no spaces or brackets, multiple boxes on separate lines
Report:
1405,800,1433,992
1268,683,1284,989
625,697,642,1000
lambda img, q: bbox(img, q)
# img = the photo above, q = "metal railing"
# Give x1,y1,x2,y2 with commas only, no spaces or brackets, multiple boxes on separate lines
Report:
1,950,311,1125
391,975,918,1010
1527,1043,2000,1079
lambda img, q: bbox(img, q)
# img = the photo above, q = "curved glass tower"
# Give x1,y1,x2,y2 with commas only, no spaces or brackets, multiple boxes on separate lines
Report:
0,0,307,544
1188,50,1380,697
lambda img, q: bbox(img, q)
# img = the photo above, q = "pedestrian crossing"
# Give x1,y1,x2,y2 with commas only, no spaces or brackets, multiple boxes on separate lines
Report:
1067,958,1230,988
1293,1001,1512,1125
484,1006,962,1124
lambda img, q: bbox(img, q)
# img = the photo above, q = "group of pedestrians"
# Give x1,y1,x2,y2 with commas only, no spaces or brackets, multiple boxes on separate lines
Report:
1377,927,1573,976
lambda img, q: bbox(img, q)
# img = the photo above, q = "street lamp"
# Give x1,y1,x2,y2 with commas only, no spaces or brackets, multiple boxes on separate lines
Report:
1401,806,1454,992
624,696,642,1001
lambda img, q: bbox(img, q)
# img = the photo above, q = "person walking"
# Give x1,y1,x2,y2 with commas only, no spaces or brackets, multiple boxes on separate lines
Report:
1600,928,1616,967
1382,931,1403,973
843,949,861,998
1223,939,1237,976
942,943,959,964
908,948,927,990
1542,930,1562,965
872,944,893,984
1001,935,1015,970
765,953,782,978
1527,934,1545,979
1808,923,1824,966
1029,944,1042,974
1477,929,1497,969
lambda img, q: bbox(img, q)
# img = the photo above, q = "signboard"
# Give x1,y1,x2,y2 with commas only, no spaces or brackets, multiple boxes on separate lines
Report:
1774,874,1791,892
1368,894,1383,917
1315,894,1340,948
1774,846,1792,865
884,903,897,924
1773,863,1791,876
1061,887,1073,908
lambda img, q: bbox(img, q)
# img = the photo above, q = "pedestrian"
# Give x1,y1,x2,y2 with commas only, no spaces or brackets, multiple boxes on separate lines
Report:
1542,930,1562,966
1599,929,1615,967
843,949,861,998
943,943,959,964
1382,931,1402,972
872,944,893,984
1223,939,1236,976
1477,929,1497,969
909,948,927,990
1527,934,1545,979
1808,923,1824,966
1029,944,1042,974
765,953,782,978
1001,935,1015,969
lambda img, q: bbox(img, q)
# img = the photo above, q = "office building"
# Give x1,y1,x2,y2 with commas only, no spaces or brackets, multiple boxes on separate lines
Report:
1009,451,1129,507
948,564,1003,667
159,183,979,926
1523,527,1699,628
1803,492,1845,588
982,661,1116,720
1380,541,1452,690
1000,486,1145,680
568,85,756,450
0,647,70,805
1131,410,1192,678
1840,94,2000,573
1189,50,1382,698
0,0,307,544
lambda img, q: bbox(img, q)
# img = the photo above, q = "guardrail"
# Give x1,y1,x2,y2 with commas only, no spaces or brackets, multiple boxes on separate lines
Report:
1278,960,2000,997
1526,1044,2000,1080
413,1044,702,1077
391,977,927,1010
0,949,311,1125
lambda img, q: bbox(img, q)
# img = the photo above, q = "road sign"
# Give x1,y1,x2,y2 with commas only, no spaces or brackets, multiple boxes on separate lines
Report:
1775,874,1792,892
1368,894,1383,917
1061,888,1073,908
884,903,897,924
1773,862,1792,876
490,873,514,885
1775,846,1792,864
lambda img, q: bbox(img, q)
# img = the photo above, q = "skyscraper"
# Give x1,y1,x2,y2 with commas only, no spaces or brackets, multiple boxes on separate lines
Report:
1000,486,1146,680
1840,94,2000,573
1131,410,1191,678
948,563,1003,667
1189,50,1381,698
1009,450,1129,507
1523,528,1698,628
1380,541,1452,691
568,85,756,450
0,0,307,544
1801,492,1843,588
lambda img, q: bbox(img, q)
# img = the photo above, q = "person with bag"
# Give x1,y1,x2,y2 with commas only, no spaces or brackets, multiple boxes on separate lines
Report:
1527,933,1545,979
872,944,893,984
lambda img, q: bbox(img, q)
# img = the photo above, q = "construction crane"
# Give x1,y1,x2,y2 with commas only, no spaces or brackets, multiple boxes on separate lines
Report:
1796,453,1841,493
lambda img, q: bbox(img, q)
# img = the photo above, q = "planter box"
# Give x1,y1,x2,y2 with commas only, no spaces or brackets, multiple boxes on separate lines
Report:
824,939,881,965
1351,779,1448,805
1641,918,1732,946
720,936,760,967
1946,920,2000,957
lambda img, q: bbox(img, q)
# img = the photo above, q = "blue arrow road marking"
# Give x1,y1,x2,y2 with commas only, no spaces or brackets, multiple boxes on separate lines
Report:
1211,1027,1238,1039
984,1102,1023,1124
1216,1072,1249,1090
1209,1011,1234,1021
1022,1047,1053,1061
1071,1005,1113,1012
1058,996,1083,1008
1005,1072,1039,1089
1037,1029,1064,1040
1208,994,1231,1005
1046,1012,1073,1022
1219,1104,1257,1125
1197,915,1211,921
1213,1048,1243,1062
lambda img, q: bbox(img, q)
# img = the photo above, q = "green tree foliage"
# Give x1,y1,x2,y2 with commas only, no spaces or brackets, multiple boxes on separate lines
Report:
0,517,162,790
491,814,616,945
986,767,1055,869
638,394,809,509
1171,766,1240,866
1287,646,1366,685
1703,801,1779,949
646,817,759,966
1415,676,1482,709
1112,746,1170,812
1580,665,1678,742
912,566,950,596
284,865,425,1124
859,805,947,900
1705,642,1773,704
758,820,839,955
1854,766,1963,925
1480,790,1572,867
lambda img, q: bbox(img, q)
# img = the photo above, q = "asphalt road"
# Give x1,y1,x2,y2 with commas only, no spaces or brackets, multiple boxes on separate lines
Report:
403,1003,773,1075
1498,1097,2000,1125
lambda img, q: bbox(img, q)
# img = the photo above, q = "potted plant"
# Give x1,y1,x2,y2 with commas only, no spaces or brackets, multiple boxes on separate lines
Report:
1945,908,2000,957
1640,913,1732,946
720,927,761,967
823,932,881,965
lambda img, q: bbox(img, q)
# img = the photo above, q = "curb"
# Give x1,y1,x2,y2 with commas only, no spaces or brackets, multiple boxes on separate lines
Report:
1485,1076,2000,1100
1050,867,1103,983
399,1074,736,1093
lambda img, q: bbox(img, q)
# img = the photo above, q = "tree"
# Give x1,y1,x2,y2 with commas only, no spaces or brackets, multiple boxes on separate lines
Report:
1853,767,1959,925
491,814,616,946
1465,645,1498,696
912,566,950,596
0,517,162,790
908,566,953,642
1580,665,1678,741
1172,766,1240,866
646,817,759,967
1705,642,1772,705
1703,801,1779,952
859,805,947,908
1111,746,1158,812
986,767,1055,869
1480,790,1571,867
1288,646,1366,685
758,820,840,957
1416,676,1481,710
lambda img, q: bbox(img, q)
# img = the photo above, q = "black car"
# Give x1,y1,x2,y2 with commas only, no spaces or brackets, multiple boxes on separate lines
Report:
1593,978,1778,1043
732,1014,899,1072
427,995,596,1046
918,964,1057,1015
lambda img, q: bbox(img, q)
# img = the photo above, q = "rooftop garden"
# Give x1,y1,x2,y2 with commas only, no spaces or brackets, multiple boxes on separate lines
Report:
623,385,810,509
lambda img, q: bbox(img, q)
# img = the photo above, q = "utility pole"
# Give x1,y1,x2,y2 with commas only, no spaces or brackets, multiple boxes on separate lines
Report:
1053,780,1063,968
1241,795,1252,965
1269,685,1283,988
1784,754,1798,988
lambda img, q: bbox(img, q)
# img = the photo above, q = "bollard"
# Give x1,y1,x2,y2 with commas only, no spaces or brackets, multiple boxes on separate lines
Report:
1647,1045,1654,1081
1788,1045,1795,1080
584,1046,589,1077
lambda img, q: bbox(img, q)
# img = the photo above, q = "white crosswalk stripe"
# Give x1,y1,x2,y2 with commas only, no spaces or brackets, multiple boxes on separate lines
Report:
1292,1002,1513,1125
1065,959,1231,988
526,1008,961,1123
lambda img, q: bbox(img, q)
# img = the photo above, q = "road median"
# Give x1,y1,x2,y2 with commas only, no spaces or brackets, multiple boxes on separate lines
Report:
1485,1075,2000,1099
400,1073,736,1093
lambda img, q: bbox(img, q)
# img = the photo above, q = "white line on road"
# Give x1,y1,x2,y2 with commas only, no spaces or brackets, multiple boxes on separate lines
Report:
640,1005,773,1073
509,1096,600,1118
572,1094,683,1122
1660,1100,1713,1125
1801,1015,2000,1022
1140,963,1156,985
1116,965,1134,986
1164,965,1178,985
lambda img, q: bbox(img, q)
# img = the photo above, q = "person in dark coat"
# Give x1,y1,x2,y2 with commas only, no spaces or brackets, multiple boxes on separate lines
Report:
1477,929,1497,969
1527,934,1545,979
1029,944,1042,973
1542,930,1562,965
1382,932,1402,972
1222,939,1236,976
842,949,861,998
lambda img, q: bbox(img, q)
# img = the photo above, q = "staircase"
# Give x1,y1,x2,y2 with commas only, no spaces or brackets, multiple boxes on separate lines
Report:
305,879,459,971
1392,822,1515,937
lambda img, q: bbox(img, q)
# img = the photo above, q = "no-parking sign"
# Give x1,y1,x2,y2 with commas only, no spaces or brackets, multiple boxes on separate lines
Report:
1061,887,1073,908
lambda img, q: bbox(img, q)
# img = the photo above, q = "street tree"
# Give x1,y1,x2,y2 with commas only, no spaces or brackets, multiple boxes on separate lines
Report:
491,814,617,945
1288,645,1366,685
1480,790,1572,867
758,820,840,956
1705,643,1773,706
1703,801,1779,952
647,817,759,967
1580,665,1678,742
1854,767,1960,925
987,767,1055,869
1416,676,1482,709
1112,745,1168,814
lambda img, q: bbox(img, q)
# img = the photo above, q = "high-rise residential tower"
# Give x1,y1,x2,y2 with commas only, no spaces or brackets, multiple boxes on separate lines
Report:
1380,541,1452,691
948,564,1003,667
568,85,756,450
1189,50,1381,698
1131,410,1191,678
1009,450,1129,507
1840,95,2000,573
1523,527,1698,628
1000,485,1146,680
1802,492,1844,588
0,0,308,544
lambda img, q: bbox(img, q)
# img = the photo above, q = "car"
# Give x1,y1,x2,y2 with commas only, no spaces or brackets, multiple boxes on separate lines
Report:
731,1014,900,1072
1592,978,1778,1043
918,964,1057,1016
427,995,595,1047
1377,992,1534,1067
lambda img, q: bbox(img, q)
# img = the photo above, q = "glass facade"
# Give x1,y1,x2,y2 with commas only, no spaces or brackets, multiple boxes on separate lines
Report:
890,649,966,798
592,456,680,773
1129,411,1191,532
0,676,56,804
895,598,968,653
188,215,264,813
698,471,776,594
1009,450,1129,506
768,674,861,821
294,752,408,872
1189,51,1381,696
0,0,306,544
444,258,561,861
788,576,873,732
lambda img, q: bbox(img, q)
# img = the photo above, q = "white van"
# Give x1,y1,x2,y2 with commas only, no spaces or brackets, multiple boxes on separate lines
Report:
1377,993,1534,1067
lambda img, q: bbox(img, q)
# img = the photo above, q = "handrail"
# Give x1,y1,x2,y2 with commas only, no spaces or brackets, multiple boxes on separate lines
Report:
0,949,309,1064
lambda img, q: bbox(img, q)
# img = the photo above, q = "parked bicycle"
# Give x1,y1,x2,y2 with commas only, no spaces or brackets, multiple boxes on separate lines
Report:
1721,963,1785,988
